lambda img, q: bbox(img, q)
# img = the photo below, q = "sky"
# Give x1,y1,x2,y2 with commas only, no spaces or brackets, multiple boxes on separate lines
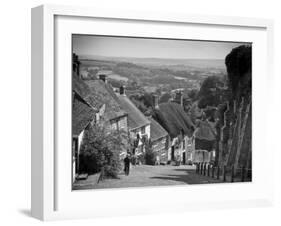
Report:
72,35,248,59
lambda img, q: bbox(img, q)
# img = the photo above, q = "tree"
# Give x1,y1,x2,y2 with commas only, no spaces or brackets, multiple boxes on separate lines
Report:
142,93,154,108
129,92,155,114
159,93,171,103
225,45,252,100
187,89,199,101
79,124,127,179
197,76,225,108
145,147,156,165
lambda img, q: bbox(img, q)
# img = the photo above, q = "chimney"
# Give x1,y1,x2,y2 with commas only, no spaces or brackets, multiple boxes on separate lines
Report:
180,91,183,107
72,53,81,78
119,85,126,96
175,91,183,107
99,74,107,83
152,94,159,109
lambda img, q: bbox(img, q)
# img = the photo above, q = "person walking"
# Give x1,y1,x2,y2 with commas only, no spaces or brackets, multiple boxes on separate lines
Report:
124,154,131,176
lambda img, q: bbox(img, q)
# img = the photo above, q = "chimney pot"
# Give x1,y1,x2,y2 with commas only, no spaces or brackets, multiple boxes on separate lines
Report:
153,94,159,109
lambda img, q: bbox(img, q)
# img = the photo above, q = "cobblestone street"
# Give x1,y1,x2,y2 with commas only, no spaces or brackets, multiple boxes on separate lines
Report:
73,164,224,190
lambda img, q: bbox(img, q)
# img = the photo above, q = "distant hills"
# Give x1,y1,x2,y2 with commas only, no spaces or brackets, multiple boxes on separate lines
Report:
78,54,227,91
79,55,226,70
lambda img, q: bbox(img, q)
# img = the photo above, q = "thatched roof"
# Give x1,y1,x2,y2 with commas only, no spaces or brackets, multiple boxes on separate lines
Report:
149,117,169,142
117,94,150,130
154,102,194,138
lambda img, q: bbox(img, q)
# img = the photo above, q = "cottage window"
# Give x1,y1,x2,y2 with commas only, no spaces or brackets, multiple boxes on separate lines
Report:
118,117,126,130
96,113,100,123
111,122,117,130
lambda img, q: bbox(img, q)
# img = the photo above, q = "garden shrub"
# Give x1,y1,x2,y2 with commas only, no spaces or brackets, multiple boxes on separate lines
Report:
79,124,127,179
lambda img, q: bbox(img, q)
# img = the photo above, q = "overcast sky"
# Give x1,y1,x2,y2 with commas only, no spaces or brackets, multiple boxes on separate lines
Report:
72,35,247,59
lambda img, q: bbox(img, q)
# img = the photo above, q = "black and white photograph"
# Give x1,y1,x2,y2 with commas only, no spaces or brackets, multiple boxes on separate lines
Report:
72,35,252,190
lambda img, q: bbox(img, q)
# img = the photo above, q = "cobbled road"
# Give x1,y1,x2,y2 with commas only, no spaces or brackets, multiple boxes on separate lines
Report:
73,164,224,190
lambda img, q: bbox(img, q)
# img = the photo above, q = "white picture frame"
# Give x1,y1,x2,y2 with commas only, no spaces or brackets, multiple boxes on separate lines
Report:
31,4,274,221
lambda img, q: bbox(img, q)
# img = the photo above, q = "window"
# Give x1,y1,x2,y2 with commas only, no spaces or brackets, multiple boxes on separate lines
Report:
118,117,126,130
141,126,145,134
111,122,117,130
95,113,100,123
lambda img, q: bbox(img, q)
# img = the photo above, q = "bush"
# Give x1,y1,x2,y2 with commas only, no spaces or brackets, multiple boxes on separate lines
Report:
78,153,99,174
79,124,127,179
145,148,156,165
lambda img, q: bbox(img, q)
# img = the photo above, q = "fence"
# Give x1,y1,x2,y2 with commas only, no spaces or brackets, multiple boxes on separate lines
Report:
195,162,252,182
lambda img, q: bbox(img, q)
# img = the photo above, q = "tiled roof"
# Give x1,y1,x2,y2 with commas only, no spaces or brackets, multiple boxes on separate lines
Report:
72,75,104,110
149,117,168,142
117,95,150,130
72,92,96,136
154,102,194,138
85,80,127,121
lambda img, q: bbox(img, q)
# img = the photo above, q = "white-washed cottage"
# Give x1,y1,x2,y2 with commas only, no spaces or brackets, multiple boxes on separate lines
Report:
153,99,195,164
115,85,151,156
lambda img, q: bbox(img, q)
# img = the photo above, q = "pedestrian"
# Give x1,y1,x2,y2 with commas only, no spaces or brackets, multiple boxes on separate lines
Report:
124,154,131,176
155,155,160,165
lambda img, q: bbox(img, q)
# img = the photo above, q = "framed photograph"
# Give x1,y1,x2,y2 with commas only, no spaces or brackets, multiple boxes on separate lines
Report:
31,4,274,221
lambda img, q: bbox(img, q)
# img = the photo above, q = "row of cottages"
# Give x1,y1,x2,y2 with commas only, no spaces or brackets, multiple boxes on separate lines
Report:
116,86,172,163
115,85,151,156
73,74,129,150
116,86,174,164
72,56,130,181
72,65,153,172
72,55,104,181
86,72,152,156
152,91,217,165
153,96,195,164
91,75,172,163
84,76,128,136
72,54,173,169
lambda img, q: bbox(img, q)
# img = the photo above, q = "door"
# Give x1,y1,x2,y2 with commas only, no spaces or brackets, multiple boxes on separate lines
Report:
182,152,186,164
171,146,175,161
